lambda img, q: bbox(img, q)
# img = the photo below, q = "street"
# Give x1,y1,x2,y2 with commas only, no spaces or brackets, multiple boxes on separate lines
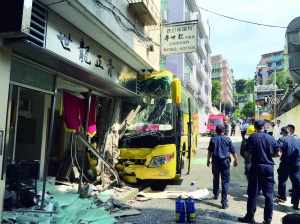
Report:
115,132,298,224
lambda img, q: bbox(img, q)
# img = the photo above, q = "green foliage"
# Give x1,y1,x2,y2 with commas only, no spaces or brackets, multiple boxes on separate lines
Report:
235,79,247,94
245,79,255,94
242,100,256,117
211,80,222,106
266,70,293,91
234,78,255,96
231,109,245,119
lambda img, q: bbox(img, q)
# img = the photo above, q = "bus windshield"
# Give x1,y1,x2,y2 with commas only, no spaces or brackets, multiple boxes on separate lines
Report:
123,77,173,139
208,119,222,125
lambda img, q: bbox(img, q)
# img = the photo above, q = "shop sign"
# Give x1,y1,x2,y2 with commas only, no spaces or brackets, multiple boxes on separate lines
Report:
45,13,137,93
161,23,198,55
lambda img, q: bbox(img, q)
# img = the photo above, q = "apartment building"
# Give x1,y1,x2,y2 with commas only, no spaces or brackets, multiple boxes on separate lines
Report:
160,0,213,133
211,55,235,114
257,50,285,85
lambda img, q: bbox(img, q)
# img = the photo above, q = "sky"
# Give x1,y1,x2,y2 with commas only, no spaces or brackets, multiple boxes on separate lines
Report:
200,0,300,80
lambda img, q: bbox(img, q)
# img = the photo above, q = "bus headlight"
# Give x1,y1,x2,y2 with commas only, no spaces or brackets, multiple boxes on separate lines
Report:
148,153,174,168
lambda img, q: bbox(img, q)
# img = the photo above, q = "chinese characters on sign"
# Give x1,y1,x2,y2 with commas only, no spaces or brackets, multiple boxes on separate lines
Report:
46,13,137,93
161,23,198,55
57,32,72,51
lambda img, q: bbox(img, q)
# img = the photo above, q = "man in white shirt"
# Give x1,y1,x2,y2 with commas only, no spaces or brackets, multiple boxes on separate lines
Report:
274,120,283,140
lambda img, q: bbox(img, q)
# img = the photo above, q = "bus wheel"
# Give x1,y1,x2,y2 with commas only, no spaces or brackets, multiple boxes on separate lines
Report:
150,181,167,191
181,155,185,170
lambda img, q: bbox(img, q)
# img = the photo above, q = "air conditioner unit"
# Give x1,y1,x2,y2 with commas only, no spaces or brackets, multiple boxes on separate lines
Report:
196,91,201,95
161,9,168,23
0,0,33,37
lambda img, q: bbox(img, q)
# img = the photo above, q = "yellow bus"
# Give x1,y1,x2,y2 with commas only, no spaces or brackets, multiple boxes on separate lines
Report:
115,70,199,190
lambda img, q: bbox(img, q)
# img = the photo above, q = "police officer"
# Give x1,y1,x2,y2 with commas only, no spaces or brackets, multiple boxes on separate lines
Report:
207,124,238,209
230,121,236,136
276,126,300,210
238,120,281,224
286,124,299,194
287,124,299,139
240,125,256,181
224,121,229,136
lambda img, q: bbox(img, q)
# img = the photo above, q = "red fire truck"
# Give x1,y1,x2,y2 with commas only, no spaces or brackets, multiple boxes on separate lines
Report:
205,113,227,136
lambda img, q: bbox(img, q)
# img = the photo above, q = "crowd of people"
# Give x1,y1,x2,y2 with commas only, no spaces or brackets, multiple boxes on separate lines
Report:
206,119,300,224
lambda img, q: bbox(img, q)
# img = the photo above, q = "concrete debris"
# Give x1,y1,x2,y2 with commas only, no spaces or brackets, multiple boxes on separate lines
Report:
110,209,141,217
80,184,94,198
97,189,114,202
111,199,131,210
136,197,151,202
3,180,140,223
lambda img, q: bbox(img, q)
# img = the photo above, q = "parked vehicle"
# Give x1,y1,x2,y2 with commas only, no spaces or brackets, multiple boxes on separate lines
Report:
205,113,226,136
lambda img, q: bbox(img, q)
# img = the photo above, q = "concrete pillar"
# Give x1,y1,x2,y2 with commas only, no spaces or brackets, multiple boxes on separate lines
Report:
0,39,12,220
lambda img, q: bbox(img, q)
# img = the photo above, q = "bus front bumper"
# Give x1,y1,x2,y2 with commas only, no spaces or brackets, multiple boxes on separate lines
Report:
116,144,177,183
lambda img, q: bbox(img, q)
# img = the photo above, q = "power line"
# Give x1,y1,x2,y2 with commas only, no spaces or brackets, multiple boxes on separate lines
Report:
196,6,291,29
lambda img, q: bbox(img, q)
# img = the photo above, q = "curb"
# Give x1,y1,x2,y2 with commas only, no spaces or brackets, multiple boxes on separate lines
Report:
119,188,140,203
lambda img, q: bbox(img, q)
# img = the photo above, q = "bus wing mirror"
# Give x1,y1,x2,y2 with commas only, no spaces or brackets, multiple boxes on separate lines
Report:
205,122,207,126
171,78,181,104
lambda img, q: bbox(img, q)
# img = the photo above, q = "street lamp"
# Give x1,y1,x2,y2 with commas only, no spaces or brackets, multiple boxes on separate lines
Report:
256,64,277,121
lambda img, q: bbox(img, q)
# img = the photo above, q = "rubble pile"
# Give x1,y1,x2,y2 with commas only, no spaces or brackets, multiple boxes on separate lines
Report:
3,181,139,224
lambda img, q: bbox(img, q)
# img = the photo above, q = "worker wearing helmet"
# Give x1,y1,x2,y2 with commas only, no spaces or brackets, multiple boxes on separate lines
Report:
240,125,256,181
230,121,236,136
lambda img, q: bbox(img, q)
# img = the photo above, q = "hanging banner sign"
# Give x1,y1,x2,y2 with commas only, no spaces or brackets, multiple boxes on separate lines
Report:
45,13,137,93
161,23,198,55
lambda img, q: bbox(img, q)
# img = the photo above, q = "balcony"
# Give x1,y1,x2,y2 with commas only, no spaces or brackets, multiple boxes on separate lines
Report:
186,52,198,65
206,101,212,108
206,79,212,90
197,38,207,60
204,38,212,54
196,63,207,81
128,0,161,30
196,87,207,103
161,9,168,23
185,11,197,21
204,59,212,73
197,13,209,38
184,73,198,92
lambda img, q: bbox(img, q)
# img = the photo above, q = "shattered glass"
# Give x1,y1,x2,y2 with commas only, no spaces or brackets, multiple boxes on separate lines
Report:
121,76,173,140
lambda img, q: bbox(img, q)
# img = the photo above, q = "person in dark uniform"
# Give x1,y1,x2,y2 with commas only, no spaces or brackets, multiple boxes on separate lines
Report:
230,121,236,136
207,124,238,209
276,126,300,210
224,121,229,136
238,120,281,224
282,213,300,224
240,125,256,181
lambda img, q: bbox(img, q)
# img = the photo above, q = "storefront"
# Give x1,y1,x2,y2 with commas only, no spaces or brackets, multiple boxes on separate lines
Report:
1,1,142,212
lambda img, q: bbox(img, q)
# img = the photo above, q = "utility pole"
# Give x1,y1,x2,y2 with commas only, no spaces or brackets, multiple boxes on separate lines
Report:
274,67,277,121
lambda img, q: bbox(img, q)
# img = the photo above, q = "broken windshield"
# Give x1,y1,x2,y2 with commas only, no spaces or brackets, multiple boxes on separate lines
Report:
122,76,173,139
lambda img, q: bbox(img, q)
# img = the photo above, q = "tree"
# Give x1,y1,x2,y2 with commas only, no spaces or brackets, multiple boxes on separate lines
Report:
242,100,256,117
211,80,222,106
244,78,255,94
231,109,245,119
235,79,247,94
266,70,293,91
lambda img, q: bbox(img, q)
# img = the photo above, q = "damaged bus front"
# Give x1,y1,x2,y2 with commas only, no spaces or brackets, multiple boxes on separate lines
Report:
116,70,198,185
